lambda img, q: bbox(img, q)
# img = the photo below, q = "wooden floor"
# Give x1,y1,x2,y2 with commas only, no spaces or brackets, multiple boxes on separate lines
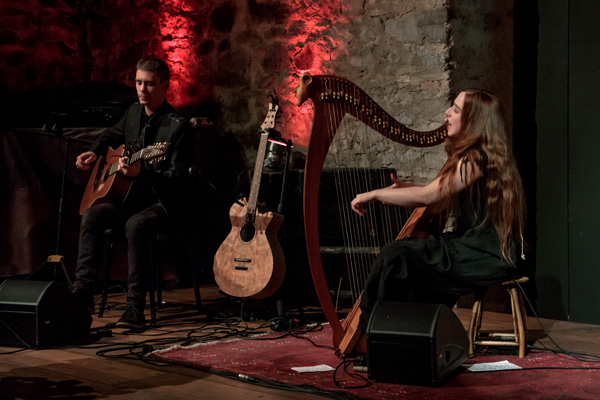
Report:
1,285,599,399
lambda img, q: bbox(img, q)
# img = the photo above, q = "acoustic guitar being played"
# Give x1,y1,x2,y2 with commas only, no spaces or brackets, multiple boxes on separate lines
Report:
213,100,286,299
79,143,169,215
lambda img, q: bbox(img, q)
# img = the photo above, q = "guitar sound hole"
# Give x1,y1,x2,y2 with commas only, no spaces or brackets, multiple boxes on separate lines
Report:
240,223,256,242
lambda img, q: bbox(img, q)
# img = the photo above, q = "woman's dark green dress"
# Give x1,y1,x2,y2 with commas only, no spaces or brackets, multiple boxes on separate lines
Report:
358,164,521,329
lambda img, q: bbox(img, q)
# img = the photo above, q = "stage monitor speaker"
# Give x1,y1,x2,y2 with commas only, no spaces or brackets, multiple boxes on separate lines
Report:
366,301,469,386
0,280,92,349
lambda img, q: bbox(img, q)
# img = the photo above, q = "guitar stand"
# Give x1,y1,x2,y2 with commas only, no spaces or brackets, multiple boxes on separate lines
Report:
208,293,253,321
209,292,297,328
270,297,304,332
29,255,72,286
27,124,72,286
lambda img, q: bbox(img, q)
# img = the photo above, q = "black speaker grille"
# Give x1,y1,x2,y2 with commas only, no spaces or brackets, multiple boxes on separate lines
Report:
0,280,52,305
368,302,442,336
366,301,469,386
0,280,91,348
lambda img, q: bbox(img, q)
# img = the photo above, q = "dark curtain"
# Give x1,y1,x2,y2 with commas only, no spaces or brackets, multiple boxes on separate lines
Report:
0,129,95,278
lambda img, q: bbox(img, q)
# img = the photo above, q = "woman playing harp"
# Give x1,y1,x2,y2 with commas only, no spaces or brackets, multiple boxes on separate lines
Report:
350,89,527,332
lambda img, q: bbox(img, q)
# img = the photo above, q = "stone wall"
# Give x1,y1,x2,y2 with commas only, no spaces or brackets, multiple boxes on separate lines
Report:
319,0,450,180
0,0,513,182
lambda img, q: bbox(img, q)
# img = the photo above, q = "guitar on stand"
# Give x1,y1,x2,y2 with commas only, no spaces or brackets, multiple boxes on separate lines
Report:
213,96,286,299
78,142,169,215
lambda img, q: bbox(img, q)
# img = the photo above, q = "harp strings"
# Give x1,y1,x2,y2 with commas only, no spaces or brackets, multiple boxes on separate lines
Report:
344,80,376,301
322,77,406,304
325,79,358,299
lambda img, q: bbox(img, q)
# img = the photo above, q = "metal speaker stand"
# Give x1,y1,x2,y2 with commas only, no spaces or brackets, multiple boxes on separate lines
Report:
27,124,72,286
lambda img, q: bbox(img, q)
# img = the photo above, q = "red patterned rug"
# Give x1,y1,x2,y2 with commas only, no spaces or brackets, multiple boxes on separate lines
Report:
150,324,600,399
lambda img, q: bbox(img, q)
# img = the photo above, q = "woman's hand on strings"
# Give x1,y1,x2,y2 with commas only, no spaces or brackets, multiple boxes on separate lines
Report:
351,159,484,216
352,174,413,215
381,173,413,205
388,173,418,189
351,192,377,216
389,173,404,188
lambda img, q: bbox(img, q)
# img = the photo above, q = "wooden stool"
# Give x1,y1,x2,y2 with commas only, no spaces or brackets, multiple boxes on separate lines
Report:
467,276,529,358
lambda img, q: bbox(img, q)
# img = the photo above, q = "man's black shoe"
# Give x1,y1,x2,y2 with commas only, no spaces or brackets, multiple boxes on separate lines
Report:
116,303,146,330
71,286,95,315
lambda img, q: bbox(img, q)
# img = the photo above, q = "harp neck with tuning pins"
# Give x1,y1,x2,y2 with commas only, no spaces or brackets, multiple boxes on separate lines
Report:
295,73,448,353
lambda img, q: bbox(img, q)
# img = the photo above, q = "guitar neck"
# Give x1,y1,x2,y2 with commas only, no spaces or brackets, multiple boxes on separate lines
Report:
127,148,146,164
106,147,145,176
247,132,270,218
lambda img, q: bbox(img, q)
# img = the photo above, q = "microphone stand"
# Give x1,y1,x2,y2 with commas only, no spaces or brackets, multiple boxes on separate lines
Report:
27,123,72,286
276,138,293,214
272,137,301,331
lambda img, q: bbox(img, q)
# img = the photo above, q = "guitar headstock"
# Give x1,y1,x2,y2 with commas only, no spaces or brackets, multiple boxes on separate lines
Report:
143,142,169,164
260,90,280,133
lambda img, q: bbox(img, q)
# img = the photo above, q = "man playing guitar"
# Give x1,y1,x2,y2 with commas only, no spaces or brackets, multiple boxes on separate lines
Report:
71,57,194,329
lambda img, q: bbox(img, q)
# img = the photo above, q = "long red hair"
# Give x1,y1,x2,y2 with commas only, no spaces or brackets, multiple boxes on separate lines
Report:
437,89,526,265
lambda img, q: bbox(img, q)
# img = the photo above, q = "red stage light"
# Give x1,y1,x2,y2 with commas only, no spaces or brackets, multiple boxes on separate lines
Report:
156,1,196,108
151,0,346,147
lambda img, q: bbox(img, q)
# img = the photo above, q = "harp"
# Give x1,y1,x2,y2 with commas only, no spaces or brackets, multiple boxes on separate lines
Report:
295,73,447,354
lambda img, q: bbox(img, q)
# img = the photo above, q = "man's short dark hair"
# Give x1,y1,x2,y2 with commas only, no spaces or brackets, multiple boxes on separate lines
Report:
136,57,170,82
